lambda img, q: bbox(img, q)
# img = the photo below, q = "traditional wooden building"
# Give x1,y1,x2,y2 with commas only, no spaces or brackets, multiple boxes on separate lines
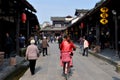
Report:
0,0,39,54
66,9,89,41
68,0,120,53
41,16,73,37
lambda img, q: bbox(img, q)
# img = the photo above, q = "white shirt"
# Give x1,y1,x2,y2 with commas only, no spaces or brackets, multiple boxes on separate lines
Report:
83,40,89,48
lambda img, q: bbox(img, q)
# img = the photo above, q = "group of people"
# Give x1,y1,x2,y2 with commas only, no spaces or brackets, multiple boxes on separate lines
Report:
25,35,49,75
25,34,89,75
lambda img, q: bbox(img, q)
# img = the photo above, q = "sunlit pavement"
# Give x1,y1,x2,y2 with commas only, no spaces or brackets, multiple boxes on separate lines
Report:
20,42,120,80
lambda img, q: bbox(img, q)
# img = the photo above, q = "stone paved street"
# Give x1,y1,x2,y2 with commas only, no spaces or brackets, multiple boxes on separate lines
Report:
20,42,120,80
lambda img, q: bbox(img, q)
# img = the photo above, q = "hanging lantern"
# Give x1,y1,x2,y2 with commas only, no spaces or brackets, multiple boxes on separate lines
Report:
21,13,27,23
100,7,108,13
80,22,84,29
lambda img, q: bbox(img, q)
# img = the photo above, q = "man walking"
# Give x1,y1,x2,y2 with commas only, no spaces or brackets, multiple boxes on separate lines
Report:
42,36,49,56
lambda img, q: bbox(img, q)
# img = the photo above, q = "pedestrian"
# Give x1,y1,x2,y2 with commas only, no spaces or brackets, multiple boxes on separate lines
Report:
58,35,63,49
41,36,49,56
25,39,39,75
82,37,89,56
78,36,84,53
19,34,25,48
34,35,38,45
60,35,76,67
4,32,14,58
87,32,95,49
50,36,53,43
28,33,34,44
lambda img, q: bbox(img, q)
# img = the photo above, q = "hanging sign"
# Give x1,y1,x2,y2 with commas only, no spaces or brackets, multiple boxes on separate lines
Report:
100,19,108,25
100,13,108,18
100,7,109,25
100,7,109,13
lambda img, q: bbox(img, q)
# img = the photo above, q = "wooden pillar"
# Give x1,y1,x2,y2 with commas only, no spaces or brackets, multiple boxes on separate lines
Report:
16,13,20,55
86,23,89,36
96,22,100,45
27,20,29,44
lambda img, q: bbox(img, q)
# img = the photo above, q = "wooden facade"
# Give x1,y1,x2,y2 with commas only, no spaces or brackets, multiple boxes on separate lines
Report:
68,0,120,52
0,0,39,54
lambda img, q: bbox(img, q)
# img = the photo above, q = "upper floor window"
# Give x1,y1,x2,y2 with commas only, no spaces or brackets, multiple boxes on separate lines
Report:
55,24,61,27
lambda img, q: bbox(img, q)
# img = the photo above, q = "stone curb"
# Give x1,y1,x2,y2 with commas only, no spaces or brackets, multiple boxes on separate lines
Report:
75,43,120,73
88,50,120,73
0,58,28,80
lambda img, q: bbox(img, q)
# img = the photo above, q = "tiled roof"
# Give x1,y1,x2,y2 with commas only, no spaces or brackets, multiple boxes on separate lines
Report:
51,17,65,21
76,9,89,13
75,9,89,16
40,27,67,31
21,0,37,12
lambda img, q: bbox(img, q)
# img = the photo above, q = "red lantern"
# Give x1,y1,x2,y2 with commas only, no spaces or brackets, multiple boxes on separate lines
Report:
21,13,26,23
80,22,84,29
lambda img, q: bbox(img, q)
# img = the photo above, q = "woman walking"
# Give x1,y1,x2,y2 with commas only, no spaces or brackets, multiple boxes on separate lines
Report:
25,39,39,75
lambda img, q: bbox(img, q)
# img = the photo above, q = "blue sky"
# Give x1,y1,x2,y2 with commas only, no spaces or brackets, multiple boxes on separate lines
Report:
28,0,100,24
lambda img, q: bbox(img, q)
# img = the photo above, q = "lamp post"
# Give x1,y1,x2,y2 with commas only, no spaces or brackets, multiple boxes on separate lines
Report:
112,10,118,56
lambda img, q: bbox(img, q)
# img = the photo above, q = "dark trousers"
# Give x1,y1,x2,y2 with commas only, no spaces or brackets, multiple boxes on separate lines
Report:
43,48,47,56
83,47,88,56
5,47,11,58
29,60,36,75
101,42,105,49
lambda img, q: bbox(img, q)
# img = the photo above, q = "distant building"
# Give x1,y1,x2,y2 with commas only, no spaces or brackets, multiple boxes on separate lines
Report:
40,16,73,36
51,16,73,28
42,21,51,28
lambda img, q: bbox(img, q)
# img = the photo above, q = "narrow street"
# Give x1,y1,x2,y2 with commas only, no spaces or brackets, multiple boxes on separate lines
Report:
20,42,120,80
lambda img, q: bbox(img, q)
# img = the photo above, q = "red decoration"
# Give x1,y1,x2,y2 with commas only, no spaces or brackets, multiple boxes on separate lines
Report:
21,13,26,23
80,22,84,29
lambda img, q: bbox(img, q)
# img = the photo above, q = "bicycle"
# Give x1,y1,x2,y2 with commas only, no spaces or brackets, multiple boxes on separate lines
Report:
61,52,71,80
63,61,70,80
